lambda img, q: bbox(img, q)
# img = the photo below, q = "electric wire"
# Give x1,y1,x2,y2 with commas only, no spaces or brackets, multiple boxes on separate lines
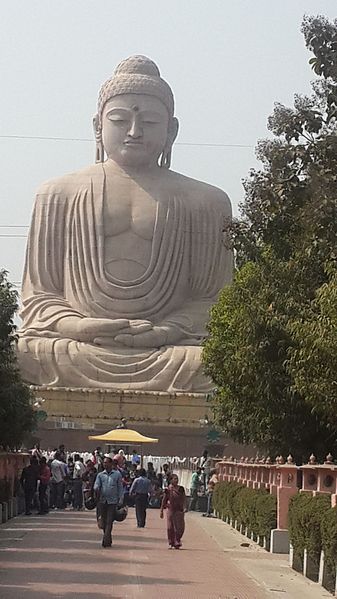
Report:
0,133,252,238
0,133,254,148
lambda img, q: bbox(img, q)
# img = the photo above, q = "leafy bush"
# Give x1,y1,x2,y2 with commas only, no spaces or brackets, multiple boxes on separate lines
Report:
213,481,276,542
213,480,241,520
0,270,37,449
288,492,331,580
255,493,278,538
320,507,337,593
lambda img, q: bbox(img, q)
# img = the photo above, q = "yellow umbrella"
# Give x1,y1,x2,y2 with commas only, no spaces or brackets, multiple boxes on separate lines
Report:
88,428,158,444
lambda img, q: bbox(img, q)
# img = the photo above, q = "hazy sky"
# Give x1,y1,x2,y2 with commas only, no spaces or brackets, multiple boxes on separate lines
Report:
1,1,336,288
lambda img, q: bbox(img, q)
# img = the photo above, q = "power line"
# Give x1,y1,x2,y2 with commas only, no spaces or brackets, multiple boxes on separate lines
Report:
179,142,252,148
0,133,251,238
0,133,253,149
1,134,92,142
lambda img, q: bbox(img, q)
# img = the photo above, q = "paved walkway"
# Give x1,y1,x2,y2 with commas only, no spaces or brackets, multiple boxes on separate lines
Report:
0,508,330,599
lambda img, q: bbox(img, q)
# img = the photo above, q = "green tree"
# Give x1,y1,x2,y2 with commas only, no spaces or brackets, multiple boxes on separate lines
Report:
0,270,37,449
288,267,337,421
203,15,337,461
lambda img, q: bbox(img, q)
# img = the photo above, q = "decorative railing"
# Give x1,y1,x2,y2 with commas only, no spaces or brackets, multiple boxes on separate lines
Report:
216,453,336,527
0,452,29,523
215,454,337,595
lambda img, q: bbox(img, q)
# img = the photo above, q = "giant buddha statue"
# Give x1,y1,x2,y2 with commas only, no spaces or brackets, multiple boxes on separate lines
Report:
18,55,232,392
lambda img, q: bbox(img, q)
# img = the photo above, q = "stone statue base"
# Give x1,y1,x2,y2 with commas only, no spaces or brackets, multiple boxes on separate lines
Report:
32,386,228,456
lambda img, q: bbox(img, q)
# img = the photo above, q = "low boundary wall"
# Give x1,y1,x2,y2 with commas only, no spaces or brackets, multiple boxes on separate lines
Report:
215,454,337,595
0,453,29,523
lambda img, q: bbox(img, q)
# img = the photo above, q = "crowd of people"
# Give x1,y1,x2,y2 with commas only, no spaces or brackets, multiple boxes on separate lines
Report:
21,443,175,515
20,443,217,549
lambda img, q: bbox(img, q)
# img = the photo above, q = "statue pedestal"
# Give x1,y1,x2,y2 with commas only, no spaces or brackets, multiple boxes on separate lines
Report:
32,386,221,455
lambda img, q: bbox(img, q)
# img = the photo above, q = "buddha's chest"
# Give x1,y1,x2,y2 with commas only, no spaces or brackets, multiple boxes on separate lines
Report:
103,176,163,280
103,179,158,239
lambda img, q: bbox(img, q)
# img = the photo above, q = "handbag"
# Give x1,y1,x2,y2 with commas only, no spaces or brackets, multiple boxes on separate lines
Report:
115,505,128,522
84,495,97,510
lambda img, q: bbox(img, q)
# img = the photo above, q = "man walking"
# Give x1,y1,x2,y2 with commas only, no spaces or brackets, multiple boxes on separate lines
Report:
20,457,39,515
94,457,123,548
131,449,141,466
130,468,152,528
160,463,172,489
200,449,212,490
92,447,104,472
38,456,51,514
205,469,218,517
31,443,43,460
189,467,202,511
73,454,85,510
50,451,66,509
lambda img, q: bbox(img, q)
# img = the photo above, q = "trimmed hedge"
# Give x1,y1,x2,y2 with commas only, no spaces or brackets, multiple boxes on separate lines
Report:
320,507,337,593
288,492,337,589
213,481,277,542
288,493,330,563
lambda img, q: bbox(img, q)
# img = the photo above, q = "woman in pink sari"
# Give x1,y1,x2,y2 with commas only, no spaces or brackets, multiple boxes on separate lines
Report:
160,474,186,549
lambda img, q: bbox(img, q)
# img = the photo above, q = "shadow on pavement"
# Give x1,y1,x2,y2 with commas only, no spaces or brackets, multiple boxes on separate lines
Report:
0,511,191,599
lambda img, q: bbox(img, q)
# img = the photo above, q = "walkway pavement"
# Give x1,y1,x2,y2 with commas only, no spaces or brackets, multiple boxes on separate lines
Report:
0,508,330,598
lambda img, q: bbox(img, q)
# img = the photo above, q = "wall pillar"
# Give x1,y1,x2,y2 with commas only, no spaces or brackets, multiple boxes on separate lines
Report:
277,485,298,530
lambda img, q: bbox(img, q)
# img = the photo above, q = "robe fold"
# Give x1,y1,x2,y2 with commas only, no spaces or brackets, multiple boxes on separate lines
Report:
17,161,232,392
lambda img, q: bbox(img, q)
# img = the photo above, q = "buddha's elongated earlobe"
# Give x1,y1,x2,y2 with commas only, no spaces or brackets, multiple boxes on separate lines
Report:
93,114,104,163
96,139,104,163
160,147,172,169
160,117,179,169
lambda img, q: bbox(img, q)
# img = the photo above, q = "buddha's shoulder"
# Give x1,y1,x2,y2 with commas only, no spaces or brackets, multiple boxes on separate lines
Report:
36,163,102,197
166,170,231,213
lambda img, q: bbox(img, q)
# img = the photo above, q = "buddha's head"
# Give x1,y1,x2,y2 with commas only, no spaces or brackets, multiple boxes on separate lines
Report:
94,55,179,168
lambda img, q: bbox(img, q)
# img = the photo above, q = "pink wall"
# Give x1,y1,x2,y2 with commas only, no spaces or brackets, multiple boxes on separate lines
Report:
0,453,30,499
216,456,337,530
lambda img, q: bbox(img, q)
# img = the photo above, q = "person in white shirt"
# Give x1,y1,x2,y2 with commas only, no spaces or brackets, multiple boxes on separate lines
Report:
50,451,66,509
200,449,212,491
73,454,86,510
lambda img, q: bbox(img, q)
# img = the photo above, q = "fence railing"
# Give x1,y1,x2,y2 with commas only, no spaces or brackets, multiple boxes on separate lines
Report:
215,454,337,594
0,453,29,523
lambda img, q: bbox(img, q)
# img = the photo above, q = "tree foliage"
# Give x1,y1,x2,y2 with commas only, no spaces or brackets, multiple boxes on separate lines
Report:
0,270,36,449
288,268,337,421
203,15,337,461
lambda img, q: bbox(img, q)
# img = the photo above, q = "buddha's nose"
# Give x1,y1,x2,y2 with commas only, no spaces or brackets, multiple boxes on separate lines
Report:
127,118,142,139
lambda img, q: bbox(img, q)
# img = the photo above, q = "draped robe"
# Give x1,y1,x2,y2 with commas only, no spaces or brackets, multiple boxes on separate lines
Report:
17,161,232,392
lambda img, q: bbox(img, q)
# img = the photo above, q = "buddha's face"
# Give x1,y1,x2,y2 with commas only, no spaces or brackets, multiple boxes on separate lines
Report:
101,94,170,168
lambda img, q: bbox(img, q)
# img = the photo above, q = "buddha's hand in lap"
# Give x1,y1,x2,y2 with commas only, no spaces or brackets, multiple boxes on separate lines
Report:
114,324,183,348
93,320,153,346
56,316,152,344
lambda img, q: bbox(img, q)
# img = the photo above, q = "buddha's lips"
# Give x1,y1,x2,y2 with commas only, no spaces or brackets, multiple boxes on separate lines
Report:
124,140,143,145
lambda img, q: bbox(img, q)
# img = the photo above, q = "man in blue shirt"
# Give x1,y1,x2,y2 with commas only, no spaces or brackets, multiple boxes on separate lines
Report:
94,457,124,547
131,449,141,466
130,468,152,528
